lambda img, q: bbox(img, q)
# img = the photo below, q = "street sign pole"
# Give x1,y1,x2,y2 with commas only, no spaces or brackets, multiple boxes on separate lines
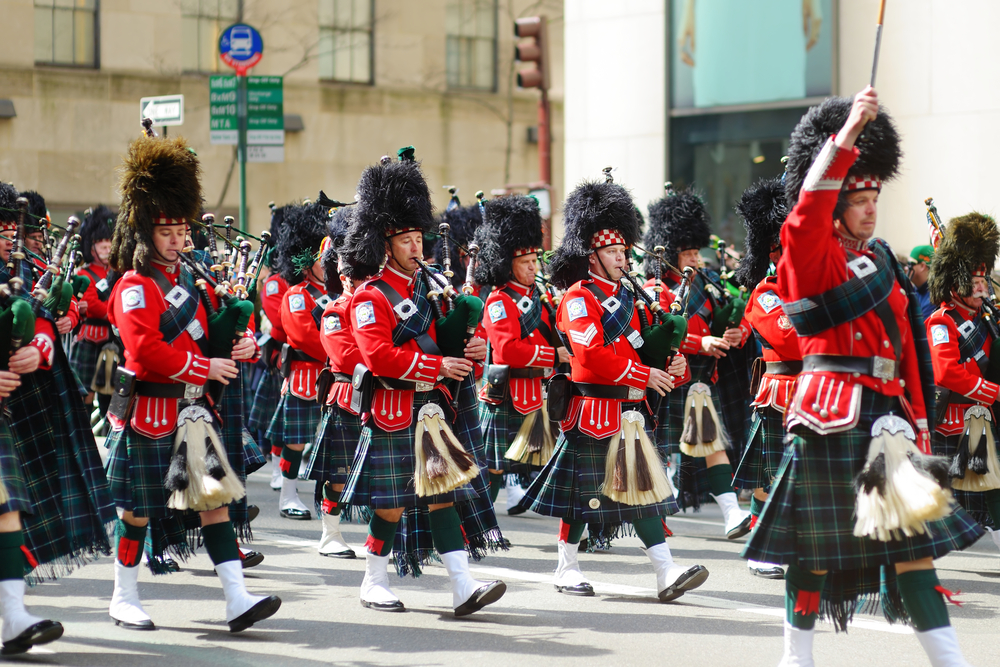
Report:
238,72,248,233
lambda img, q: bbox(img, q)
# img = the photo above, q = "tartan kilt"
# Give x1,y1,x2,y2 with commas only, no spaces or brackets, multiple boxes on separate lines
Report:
0,420,32,515
480,398,545,481
716,346,753,453
932,430,997,530
743,390,984,573
68,338,102,392
520,402,679,533
248,371,282,434
271,392,321,446
305,403,361,486
214,372,265,537
663,383,721,509
733,406,785,491
7,347,116,583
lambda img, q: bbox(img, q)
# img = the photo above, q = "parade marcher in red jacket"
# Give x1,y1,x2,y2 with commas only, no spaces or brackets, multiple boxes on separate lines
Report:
104,133,280,633
925,212,1000,555
731,176,797,581
743,89,982,665
270,203,331,520
20,191,79,337
519,174,705,602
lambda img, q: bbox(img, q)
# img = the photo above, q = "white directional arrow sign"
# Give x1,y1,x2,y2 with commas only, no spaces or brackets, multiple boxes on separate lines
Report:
139,94,184,127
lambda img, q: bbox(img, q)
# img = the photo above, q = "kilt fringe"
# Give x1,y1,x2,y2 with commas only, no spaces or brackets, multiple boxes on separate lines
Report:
466,526,508,562
582,522,627,552
24,522,115,586
817,567,909,632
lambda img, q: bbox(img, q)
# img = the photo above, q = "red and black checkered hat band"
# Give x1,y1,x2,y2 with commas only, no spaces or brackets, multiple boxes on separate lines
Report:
0,222,16,233
513,247,543,258
154,216,187,226
973,264,989,277
590,229,626,250
386,226,422,238
843,175,882,192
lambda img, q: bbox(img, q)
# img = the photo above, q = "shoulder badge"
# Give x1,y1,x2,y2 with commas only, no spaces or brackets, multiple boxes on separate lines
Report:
567,296,587,322
289,293,306,313
488,301,506,323
777,314,793,331
757,291,782,314
355,301,376,328
121,285,145,312
930,324,950,346
265,279,280,296
324,314,341,333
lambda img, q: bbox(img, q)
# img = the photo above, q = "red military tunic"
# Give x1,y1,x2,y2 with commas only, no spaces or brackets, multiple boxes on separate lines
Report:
261,273,289,344
926,301,999,436
352,265,445,433
745,277,802,413
557,272,652,439
108,262,212,438
480,280,556,414
76,262,112,343
279,278,328,402
778,138,928,433
320,288,364,414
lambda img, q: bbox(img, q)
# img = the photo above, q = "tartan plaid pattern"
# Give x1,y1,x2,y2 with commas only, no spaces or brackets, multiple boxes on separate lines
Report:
7,342,116,583
248,371,282,433
742,389,984,572
583,282,635,345
0,421,31,514
932,430,997,530
305,403,361,486
520,402,679,528
480,398,542,480
270,393,322,446
733,406,785,491
68,339,102,391
716,345,753,455
213,370,264,538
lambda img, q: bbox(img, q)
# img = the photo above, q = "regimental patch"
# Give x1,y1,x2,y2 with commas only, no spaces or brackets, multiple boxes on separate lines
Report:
324,314,341,333
265,279,280,296
355,302,376,328
757,291,782,314
931,324,950,346
567,297,587,322
847,255,877,278
95,278,109,292
488,301,507,323
777,315,793,331
121,285,145,312
568,323,598,347
289,294,306,312
164,285,189,309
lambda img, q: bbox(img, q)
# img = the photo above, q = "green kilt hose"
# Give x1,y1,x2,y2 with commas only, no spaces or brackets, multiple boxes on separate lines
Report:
733,406,785,492
305,403,360,487
267,391,321,446
7,344,116,583
743,390,984,628
68,338,102,390
519,401,679,548
932,430,997,530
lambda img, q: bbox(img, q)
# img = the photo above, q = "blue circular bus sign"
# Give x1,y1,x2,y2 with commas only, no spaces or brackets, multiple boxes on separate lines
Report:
219,24,263,74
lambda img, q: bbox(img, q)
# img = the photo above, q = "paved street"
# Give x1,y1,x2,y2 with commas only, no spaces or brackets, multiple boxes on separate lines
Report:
12,468,1000,666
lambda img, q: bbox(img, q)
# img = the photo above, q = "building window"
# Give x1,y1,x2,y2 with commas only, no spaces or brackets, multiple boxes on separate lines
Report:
446,0,496,91
34,0,98,67
318,0,373,84
182,0,241,73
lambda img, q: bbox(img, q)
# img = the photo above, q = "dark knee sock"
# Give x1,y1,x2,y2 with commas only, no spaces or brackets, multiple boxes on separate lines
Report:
322,484,341,516
984,489,1000,529
488,472,504,504
633,516,666,548
116,520,147,567
429,506,466,555
366,515,398,557
558,519,585,544
97,393,112,416
750,495,766,518
706,463,736,497
0,531,28,580
280,446,303,480
785,564,827,630
897,569,951,632
202,521,241,565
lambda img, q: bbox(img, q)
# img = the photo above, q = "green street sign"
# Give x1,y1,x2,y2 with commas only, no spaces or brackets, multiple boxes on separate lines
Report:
209,75,284,160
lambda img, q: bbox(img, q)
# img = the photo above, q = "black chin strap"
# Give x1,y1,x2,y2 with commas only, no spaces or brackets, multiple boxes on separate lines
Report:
594,250,616,282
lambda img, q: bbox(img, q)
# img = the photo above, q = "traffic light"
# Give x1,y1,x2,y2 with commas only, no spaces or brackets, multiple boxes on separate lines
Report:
514,16,549,91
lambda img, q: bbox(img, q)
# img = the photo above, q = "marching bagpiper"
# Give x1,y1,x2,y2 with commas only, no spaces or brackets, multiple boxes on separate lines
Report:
731,176,797,580
518,173,706,602
339,153,507,615
925,212,1000,555
743,88,982,665
104,130,280,632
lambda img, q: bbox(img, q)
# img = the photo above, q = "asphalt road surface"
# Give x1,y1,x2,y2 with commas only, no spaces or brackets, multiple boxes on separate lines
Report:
10,468,1000,666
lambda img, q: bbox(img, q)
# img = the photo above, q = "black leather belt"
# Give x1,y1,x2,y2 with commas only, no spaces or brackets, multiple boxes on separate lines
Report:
510,367,548,379
802,354,896,382
82,318,110,328
287,348,322,364
135,380,204,399
765,360,802,376
333,372,353,384
572,382,643,400
376,377,434,391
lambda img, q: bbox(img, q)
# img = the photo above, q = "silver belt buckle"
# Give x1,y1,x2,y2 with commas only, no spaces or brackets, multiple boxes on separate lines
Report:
872,357,895,382
415,382,435,392
183,383,204,400
627,387,644,401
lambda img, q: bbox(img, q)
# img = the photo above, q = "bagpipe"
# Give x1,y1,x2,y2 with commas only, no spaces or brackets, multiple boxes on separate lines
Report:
704,237,748,337
0,198,38,375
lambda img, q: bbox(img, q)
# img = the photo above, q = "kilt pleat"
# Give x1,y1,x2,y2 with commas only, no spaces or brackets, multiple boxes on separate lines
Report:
716,347,754,453
480,398,545,484
733,406,785,491
249,371,282,434
932,430,997,530
305,403,361,487
276,393,322,446
214,370,264,540
743,389,984,629
0,421,32,515
68,338,102,392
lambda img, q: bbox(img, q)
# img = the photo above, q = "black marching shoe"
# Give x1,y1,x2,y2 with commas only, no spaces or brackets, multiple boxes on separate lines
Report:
1,620,64,655
240,550,265,569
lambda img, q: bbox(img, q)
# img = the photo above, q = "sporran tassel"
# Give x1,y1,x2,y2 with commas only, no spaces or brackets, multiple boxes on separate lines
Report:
505,405,557,466
166,405,246,512
601,411,672,506
679,383,728,457
91,343,120,395
951,407,1000,492
700,399,717,444
681,405,698,445
613,435,628,492
413,403,479,497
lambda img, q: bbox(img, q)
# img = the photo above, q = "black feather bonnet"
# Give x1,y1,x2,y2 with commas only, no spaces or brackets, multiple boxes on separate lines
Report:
81,204,116,263
274,201,330,285
734,177,789,289
644,185,711,269
929,212,1000,306
435,203,483,289
473,195,543,287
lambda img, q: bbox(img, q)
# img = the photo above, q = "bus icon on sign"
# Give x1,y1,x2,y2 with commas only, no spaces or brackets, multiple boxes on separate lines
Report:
229,26,253,56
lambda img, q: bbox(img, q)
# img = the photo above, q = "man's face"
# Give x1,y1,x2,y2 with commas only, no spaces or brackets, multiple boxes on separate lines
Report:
93,239,112,264
511,253,538,287
910,261,929,286
768,245,782,265
587,244,627,281
676,248,701,272
386,231,423,274
0,231,13,264
959,276,990,310
151,224,188,262
835,190,879,241
24,231,44,256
